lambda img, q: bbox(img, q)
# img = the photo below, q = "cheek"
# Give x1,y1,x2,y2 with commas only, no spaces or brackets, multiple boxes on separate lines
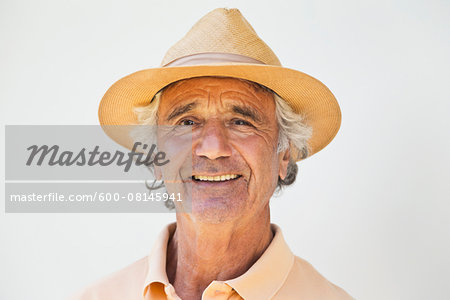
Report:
233,134,280,181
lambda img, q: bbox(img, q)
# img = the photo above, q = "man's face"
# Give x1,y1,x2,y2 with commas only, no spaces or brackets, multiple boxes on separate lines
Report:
157,77,289,223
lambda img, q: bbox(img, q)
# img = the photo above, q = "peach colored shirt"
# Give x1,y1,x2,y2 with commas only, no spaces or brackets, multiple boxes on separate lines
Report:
71,223,354,300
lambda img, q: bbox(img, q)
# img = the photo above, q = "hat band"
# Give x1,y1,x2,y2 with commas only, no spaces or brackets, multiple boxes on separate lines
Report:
162,52,266,67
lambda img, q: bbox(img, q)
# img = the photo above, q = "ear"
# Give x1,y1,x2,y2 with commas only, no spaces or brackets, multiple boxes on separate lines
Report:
278,148,290,180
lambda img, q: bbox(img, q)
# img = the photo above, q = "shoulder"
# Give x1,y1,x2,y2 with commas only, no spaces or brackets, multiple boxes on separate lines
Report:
274,256,354,300
69,256,148,300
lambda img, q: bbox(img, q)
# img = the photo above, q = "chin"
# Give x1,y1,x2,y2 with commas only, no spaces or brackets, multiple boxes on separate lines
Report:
187,194,247,224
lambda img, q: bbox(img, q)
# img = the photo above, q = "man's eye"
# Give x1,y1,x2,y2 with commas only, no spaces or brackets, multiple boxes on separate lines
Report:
233,119,251,126
179,119,195,126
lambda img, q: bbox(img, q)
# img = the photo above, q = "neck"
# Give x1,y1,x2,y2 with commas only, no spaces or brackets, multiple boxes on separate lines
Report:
166,206,273,300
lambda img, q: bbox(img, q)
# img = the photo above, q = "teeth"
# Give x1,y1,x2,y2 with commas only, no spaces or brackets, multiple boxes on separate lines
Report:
193,174,239,182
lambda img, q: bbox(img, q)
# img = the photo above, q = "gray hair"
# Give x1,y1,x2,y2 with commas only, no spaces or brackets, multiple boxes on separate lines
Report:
134,79,312,193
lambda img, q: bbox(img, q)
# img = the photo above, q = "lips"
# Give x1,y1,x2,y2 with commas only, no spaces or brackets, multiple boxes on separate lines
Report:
192,174,242,182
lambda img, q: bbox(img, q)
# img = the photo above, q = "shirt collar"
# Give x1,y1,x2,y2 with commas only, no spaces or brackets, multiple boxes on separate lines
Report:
142,222,294,300
225,223,295,299
142,223,176,298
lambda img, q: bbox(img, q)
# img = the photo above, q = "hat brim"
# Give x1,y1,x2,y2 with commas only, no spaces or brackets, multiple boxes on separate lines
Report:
98,63,341,161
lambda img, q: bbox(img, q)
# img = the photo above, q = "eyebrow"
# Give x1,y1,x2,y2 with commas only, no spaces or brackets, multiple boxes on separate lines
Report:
165,101,263,123
231,104,262,123
166,102,197,121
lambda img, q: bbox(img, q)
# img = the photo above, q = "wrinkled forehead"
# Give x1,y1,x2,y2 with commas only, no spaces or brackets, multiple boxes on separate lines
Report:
157,76,278,125
161,76,274,100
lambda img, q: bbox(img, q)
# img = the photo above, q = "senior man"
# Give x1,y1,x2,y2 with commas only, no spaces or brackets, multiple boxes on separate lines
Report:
73,8,353,300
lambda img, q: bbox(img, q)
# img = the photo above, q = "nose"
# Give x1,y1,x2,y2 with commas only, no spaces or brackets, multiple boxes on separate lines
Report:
194,120,232,160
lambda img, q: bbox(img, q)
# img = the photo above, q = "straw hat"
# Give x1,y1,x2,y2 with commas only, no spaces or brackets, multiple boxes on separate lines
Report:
99,8,341,161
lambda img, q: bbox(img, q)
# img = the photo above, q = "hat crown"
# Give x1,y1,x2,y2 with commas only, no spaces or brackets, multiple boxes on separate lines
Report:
161,8,281,67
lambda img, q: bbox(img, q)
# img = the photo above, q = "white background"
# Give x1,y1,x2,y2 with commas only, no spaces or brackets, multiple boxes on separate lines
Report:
1,0,449,299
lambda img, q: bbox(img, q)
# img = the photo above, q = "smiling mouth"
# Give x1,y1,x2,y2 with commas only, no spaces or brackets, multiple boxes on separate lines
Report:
192,174,242,182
